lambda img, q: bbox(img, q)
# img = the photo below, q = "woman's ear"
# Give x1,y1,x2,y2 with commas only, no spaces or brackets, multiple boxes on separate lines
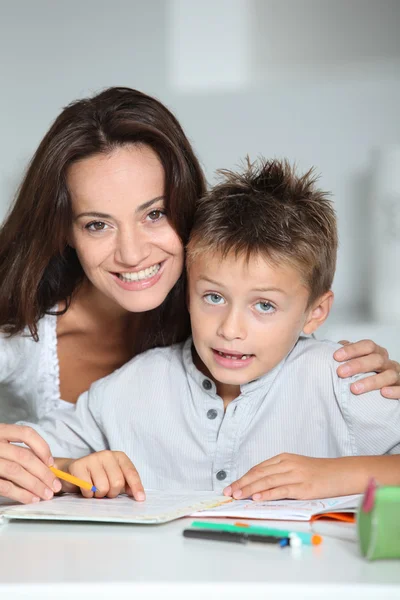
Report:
303,291,334,335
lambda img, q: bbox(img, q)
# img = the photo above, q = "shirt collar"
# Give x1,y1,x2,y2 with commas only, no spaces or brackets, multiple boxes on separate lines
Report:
182,336,308,397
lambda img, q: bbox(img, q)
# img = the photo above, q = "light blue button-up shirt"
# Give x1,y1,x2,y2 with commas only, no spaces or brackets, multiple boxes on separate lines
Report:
24,336,400,493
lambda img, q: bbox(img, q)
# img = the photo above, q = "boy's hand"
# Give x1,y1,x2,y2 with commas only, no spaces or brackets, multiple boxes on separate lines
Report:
0,423,62,504
61,450,145,501
223,453,365,501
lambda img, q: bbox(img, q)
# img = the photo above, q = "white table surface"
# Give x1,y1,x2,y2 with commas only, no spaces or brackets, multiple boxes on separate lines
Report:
0,511,399,600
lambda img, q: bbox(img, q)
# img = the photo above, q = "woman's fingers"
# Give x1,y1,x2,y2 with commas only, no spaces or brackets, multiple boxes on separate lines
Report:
350,369,400,395
381,384,400,399
0,477,41,505
337,354,386,379
334,339,384,363
0,444,61,502
0,424,60,502
0,423,54,466
334,338,400,395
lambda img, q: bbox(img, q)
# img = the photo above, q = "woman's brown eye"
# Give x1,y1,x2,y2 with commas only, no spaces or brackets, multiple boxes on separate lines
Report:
86,221,106,231
148,210,164,221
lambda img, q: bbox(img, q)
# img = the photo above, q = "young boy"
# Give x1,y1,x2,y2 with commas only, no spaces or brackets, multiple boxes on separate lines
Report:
19,159,400,501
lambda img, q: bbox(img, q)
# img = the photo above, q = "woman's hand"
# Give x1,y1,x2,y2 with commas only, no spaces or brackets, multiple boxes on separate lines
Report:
59,450,145,501
0,424,62,504
334,340,400,398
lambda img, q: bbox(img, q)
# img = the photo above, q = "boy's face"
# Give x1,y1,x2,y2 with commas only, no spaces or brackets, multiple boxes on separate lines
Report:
188,251,331,395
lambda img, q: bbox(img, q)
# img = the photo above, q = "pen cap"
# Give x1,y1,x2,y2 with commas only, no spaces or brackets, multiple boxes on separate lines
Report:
358,485,400,560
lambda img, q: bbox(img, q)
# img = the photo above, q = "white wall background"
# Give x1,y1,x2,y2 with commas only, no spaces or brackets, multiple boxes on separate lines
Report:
1,0,400,349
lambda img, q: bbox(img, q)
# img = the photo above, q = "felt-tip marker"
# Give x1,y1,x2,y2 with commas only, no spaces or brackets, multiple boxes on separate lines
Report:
183,529,285,545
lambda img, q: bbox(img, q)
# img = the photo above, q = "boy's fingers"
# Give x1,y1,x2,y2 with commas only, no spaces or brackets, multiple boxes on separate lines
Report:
252,484,301,502
233,473,295,500
97,452,126,499
117,453,145,501
92,465,113,499
228,461,287,497
0,423,53,466
68,462,98,498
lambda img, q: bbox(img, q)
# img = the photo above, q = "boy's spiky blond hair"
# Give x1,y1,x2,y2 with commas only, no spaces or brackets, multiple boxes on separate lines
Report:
187,158,337,305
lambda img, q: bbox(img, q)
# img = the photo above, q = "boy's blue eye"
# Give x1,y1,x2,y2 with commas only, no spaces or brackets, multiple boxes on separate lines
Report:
204,293,225,305
255,301,275,314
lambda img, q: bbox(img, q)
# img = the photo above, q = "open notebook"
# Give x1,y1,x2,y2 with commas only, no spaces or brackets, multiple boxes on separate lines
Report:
191,493,361,522
0,492,361,526
0,491,230,525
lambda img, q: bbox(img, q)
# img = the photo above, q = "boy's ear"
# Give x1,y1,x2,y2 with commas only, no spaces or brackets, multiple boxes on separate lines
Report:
303,291,334,335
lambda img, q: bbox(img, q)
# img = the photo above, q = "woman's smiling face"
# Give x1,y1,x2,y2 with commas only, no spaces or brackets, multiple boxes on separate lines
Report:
68,144,184,313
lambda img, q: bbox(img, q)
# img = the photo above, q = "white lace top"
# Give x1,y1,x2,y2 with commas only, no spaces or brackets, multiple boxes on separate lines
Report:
0,312,71,424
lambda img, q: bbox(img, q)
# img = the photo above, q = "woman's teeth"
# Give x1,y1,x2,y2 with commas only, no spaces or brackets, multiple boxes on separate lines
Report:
118,263,161,282
217,351,252,360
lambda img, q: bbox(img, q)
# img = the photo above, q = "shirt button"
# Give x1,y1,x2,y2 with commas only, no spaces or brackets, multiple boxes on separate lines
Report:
216,470,227,481
207,409,218,420
202,379,212,390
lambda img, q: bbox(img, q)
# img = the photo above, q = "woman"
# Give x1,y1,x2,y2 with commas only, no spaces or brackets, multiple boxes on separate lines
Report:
0,87,399,504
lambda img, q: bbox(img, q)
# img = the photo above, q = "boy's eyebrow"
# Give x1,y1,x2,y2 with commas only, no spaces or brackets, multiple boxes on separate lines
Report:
197,276,286,295
75,196,165,219
251,286,286,294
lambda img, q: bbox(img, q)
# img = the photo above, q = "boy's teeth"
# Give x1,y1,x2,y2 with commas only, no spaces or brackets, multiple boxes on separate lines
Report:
218,351,251,360
118,264,161,282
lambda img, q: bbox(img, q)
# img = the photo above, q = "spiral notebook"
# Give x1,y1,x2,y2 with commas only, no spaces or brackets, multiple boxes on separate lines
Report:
0,490,230,525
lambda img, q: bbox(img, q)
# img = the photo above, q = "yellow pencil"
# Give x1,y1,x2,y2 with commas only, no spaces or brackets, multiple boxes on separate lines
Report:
50,466,97,492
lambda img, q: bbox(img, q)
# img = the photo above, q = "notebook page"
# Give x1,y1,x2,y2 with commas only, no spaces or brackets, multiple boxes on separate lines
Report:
192,494,361,521
1,490,230,524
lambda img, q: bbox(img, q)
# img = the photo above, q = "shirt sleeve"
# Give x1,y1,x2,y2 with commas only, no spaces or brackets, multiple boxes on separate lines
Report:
17,385,108,459
337,373,400,455
0,331,25,383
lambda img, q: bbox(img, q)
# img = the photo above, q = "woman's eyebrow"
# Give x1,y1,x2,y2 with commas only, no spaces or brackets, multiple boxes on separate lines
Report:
75,211,112,219
75,197,165,220
135,196,165,213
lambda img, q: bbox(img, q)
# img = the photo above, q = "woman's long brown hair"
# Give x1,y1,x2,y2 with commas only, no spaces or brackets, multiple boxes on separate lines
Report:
0,87,205,352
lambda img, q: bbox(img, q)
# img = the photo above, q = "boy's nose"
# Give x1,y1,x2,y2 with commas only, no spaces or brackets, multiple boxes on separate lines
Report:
217,311,246,341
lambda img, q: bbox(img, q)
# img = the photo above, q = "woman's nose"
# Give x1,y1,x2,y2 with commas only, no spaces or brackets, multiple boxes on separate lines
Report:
114,228,151,266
